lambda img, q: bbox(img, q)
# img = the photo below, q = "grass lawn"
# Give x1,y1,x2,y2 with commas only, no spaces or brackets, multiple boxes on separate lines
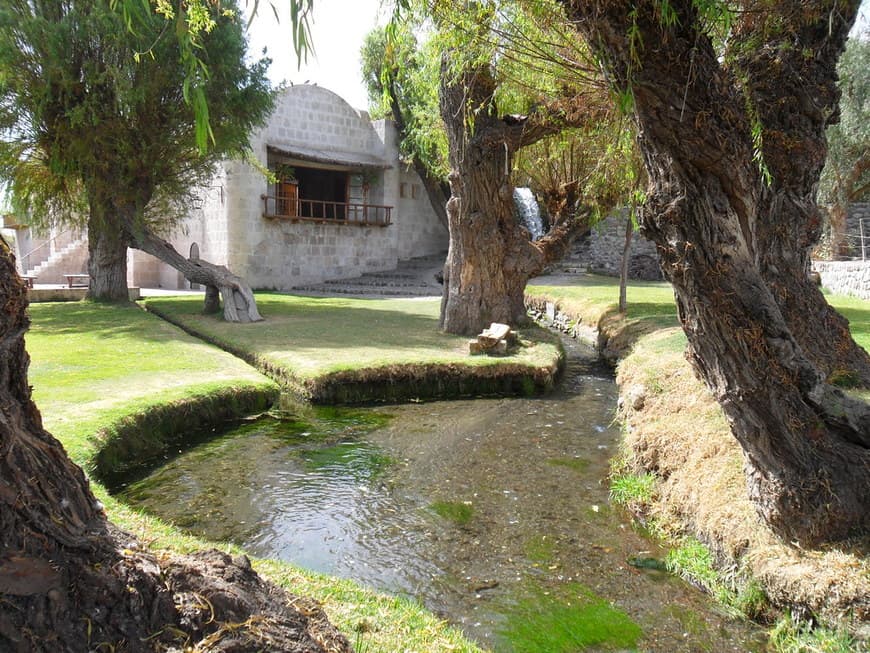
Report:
145,293,563,399
26,300,482,653
27,301,278,466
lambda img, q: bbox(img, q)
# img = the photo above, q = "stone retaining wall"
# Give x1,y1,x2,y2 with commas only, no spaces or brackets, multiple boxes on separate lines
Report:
559,209,662,281
813,260,870,300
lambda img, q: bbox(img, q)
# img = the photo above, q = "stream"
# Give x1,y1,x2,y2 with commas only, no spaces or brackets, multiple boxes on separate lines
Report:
116,337,767,651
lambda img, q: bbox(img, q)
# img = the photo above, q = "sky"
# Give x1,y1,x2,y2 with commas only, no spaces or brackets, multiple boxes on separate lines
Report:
245,0,387,111
244,0,870,113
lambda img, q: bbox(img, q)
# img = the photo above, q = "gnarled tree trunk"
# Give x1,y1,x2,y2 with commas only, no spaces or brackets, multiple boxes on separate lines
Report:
564,0,870,545
125,223,262,323
0,237,348,652
438,59,590,335
734,11,870,385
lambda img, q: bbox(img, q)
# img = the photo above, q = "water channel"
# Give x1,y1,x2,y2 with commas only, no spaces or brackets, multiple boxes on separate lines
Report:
116,337,766,651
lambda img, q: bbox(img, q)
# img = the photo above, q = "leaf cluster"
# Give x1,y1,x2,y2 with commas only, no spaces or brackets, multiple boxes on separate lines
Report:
0,0,274,234
820,33,870,207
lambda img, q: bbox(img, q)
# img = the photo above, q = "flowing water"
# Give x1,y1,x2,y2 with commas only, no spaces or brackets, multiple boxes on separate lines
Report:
513,187,544,241
117,338,767,652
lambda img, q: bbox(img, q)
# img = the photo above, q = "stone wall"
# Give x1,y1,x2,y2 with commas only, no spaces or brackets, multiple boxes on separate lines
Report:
560,209,662,281
843,202,870,259
813,260,870,301
134,85,447,290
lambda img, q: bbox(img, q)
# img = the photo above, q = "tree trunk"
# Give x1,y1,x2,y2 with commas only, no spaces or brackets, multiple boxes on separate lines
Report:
437,59,588,335
734,8,870,385
0,238,349,652
618,210,633,313
564,0,870,544
86,215,129,302
126,224,262,323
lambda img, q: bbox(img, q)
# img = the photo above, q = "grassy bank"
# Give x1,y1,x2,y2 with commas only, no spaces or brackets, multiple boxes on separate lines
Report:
145,293,563,402
26,300,483,653
527,275,870,646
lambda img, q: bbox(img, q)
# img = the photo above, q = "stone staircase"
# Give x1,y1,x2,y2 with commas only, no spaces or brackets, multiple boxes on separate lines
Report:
25,237,89,284
293,253,446,297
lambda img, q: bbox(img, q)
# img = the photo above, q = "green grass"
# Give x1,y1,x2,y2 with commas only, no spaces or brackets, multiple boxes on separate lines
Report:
528,276,679,334
609,472,657,507
145,293,561,383
429,500,474,526
26,300,483,653
769,615,864,653
27,302,278,466
498,582,643,652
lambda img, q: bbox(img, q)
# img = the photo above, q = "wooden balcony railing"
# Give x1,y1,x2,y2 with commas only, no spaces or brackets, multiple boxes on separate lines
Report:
262,195,392,226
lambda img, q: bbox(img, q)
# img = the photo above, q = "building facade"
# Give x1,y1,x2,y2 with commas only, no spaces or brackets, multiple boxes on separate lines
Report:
129,84,448,290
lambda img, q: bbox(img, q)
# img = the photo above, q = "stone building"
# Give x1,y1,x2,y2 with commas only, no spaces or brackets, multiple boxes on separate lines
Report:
129,84,448,290
9,85,447,290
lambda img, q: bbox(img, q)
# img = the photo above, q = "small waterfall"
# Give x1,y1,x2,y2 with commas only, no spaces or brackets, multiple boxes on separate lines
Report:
513,187,544,241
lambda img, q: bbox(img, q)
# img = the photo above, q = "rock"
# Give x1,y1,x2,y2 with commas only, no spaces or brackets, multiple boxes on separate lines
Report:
469,323,517,355
624,384,646,411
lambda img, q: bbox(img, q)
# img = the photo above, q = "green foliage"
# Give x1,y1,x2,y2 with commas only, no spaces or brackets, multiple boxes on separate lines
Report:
0,0,273,235
361,22,449,180
820,35,870,207
769,614,862,653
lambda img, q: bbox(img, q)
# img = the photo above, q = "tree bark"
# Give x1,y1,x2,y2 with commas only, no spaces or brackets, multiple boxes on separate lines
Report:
0,237,348,652
733,5,870,385
126,224,262,323
438,59,589,335
86,216,129,303
564,0,870,544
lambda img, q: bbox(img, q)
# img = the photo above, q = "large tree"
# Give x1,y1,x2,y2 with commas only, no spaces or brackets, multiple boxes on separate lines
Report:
0,239,351,651
431,1,623,334
562,0,870,544
0,0,272,321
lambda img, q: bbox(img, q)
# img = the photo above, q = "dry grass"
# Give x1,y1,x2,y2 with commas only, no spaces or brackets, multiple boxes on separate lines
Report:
618,329,870,627
529,277,870,631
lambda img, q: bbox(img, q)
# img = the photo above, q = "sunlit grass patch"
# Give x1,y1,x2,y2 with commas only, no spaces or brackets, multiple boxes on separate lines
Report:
146,293,560,379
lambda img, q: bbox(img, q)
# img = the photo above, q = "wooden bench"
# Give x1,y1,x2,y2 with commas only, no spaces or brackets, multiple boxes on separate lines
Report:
20,275,36,289
64,274,90,288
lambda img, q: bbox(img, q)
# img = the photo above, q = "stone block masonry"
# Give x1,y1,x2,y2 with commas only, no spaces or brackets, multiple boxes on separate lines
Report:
559,209,662,281
814,260,870,301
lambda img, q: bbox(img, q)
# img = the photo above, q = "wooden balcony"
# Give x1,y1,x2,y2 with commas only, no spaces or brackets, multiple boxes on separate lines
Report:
262,195,392,227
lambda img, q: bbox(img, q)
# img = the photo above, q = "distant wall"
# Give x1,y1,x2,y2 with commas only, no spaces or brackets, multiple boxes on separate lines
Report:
814,260,870,301
561,209,662,281
843,202,870,259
